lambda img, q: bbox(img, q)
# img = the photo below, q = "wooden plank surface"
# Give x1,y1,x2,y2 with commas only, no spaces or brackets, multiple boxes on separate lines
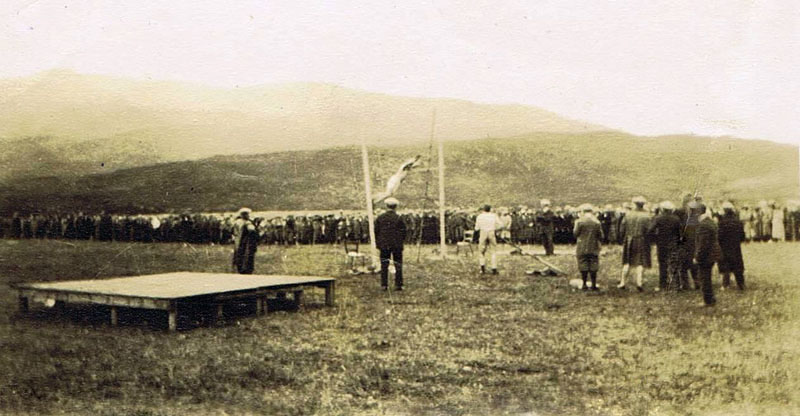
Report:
12,272,335,300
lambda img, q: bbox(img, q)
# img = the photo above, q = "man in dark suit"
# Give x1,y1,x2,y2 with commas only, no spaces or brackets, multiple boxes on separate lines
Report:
648,201,682,291
375,198,407,291
676,194,700,291
694,202,721,306
232,208,258,274
718,201,746,290
537,199,556,255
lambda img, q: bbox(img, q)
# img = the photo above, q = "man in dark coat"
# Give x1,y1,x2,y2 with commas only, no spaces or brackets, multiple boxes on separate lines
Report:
718,201,746,290
537,199,556,255
573,204,604,290
375,198,407,291
648,201,682,291
676,194,700,290
694,203,721,306
232,208,258,274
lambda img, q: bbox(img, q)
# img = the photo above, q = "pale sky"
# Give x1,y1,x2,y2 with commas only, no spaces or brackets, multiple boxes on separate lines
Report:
2,0,799,146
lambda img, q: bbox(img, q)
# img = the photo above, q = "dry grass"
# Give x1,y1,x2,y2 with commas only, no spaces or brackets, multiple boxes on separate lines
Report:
0,239,798,415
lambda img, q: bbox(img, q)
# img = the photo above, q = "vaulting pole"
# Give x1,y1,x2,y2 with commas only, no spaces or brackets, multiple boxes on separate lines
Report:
361,140,378,269
436,112,446,258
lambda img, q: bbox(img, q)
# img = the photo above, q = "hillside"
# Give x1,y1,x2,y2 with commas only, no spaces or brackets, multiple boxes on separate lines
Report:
0,70,607,181
1,132,796,214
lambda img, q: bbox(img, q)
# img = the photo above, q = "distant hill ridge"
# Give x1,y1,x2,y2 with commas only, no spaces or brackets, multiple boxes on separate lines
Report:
0,70,608,181
1,132,796,215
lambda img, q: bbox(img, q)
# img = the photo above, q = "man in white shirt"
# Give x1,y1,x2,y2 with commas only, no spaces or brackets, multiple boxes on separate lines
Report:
475,205,504,275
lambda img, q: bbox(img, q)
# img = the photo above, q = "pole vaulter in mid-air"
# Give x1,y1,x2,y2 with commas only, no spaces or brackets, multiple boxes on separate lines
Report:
372,155,423,206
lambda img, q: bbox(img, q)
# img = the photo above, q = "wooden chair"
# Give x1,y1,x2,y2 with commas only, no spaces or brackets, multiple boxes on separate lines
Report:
344,240,370,270
456,230,475,256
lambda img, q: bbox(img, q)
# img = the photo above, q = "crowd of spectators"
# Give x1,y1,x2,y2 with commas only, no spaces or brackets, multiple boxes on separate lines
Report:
1,199,797,246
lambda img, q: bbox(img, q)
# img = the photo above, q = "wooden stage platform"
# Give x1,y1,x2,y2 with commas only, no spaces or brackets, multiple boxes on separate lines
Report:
12,272,335,331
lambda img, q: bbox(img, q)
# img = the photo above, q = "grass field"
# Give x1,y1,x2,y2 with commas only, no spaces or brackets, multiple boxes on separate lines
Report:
0,239,798,415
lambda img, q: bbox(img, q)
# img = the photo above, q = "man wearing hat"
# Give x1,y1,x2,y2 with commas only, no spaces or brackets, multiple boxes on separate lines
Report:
232,208,258,274
618,196,652,291
694,202,721,306
474,204,504,274
573,204,603,290
718,201,746,290
648,201,682,291
675,197,700,290
375,198,407,290
537,199,556,256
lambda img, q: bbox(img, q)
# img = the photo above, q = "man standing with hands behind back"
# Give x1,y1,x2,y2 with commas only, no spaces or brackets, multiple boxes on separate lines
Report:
375,198,407,291
232,207,258,274
694,202,722,306
475,204,504,275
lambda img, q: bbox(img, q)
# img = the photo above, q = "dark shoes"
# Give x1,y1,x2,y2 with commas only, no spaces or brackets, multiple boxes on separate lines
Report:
491,269,498,275
636,286,644,292
480,266,486,274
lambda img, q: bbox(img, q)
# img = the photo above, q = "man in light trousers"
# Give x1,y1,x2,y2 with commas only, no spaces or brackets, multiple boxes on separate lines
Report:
475,205,504,275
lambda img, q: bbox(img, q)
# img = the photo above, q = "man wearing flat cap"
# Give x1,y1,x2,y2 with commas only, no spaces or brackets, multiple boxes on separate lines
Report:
618,196,652,291
474,204,504,274
537,199,556,256
693,202,721,306
678,200,704,290
718,201,746,290
573,204,603,290
648,201,682,291
375,198,407,291
232,208,258,274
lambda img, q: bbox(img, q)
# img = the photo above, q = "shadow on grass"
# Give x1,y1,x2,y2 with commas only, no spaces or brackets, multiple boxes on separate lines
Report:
12,297,304,331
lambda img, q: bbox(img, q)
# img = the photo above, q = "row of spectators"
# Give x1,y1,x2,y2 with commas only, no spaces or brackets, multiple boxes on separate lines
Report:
1,199,798,245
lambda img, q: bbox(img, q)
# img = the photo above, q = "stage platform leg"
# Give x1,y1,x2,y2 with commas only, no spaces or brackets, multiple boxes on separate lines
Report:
110,306,118,326
18,296,28,313
293,290,303,307
256,296,265,316
168,303,178,331
54,300,66,315
325,282,335,306
215,303,224,323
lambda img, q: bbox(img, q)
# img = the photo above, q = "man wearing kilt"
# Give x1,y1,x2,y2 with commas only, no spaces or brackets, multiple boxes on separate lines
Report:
573,204,603,290
618,196,652,291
